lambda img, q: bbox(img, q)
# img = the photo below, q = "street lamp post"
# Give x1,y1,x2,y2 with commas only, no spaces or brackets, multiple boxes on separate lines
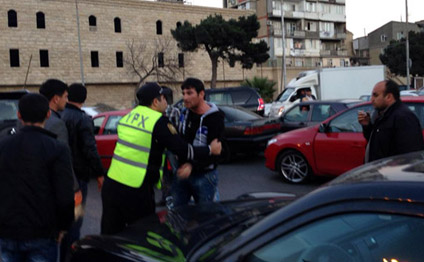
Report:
280,0,287,93
75,0,85,85
405,0,410,88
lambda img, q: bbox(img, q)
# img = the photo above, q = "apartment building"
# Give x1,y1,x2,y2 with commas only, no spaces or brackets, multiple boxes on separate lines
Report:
227,0,350,69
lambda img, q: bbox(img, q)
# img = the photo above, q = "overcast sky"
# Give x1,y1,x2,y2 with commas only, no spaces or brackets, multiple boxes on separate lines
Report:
186,0,424,38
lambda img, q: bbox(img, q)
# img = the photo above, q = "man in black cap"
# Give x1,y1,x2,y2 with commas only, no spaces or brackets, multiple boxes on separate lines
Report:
101,82,221,235
60,83,104,261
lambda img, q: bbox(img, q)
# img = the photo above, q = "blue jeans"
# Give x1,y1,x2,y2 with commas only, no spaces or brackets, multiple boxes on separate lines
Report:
0,238,57,262
172,169,218,207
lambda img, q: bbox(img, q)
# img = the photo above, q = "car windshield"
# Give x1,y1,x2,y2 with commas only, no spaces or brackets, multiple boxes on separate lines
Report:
276,88,294,102
220,106,261,121
0,100,19,122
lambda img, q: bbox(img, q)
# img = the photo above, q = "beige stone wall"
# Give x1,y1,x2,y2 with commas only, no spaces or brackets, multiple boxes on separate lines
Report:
0,0,256,96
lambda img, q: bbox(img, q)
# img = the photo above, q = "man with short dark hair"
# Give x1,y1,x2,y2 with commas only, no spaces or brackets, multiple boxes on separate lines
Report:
101,82,221,234
173,77,225,206
39,79,69,144
60,83,104,261
358,80,424,162
0,93,74,262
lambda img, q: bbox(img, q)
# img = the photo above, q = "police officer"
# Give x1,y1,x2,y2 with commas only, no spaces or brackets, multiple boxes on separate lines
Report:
101,82,221,235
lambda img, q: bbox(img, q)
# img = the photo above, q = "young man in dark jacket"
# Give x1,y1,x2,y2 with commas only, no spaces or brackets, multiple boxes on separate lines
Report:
358,80,424,162
60,83,104,261
173,78,225,207
0,94,74,262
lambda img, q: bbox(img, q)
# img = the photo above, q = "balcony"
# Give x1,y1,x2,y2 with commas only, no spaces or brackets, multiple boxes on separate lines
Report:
320,50,348,56
335,32,346,39
287,30,306,38
283,11,305,19
305,31,319,38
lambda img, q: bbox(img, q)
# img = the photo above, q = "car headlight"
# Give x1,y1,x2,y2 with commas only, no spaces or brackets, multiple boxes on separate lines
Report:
267,138,277,146
278,106,285,116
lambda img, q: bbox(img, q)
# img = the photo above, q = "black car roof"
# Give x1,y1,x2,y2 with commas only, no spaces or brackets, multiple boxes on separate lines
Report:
0,90,29,99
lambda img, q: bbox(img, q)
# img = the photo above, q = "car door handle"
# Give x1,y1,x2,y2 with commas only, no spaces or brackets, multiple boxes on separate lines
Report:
351,143,363,148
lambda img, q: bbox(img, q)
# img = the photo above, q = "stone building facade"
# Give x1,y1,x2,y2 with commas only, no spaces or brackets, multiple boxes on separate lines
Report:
1,0,256,109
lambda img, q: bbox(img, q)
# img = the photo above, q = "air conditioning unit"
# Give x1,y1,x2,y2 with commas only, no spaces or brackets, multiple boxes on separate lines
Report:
266,20,273,26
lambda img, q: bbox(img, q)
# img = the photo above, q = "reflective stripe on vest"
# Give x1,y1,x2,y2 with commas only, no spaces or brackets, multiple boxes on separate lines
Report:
107,106,164,188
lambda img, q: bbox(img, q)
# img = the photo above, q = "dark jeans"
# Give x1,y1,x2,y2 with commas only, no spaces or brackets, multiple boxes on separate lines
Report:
59,179,88,262
172,169,218,207
0,238,57,262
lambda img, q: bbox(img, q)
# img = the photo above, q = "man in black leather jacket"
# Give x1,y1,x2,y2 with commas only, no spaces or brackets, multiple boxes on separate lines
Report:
0,94,74,262
358,80,424,162
60,83,104,261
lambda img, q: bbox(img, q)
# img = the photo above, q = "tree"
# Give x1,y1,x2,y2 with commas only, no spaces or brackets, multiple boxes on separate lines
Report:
171,14,269,88
380,31,424,77
124,36,186,88
241,77,276,103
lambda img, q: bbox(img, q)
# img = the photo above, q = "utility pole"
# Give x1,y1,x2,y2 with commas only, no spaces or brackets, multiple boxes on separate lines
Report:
280,0,287,93
75,0,85,85
405,0,410,88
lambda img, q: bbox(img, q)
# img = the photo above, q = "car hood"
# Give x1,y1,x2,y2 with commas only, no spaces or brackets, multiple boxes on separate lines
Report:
71,197,294,262
274,125,318,140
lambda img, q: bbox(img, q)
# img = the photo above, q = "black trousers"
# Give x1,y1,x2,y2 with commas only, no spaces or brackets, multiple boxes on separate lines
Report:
101,176,155,235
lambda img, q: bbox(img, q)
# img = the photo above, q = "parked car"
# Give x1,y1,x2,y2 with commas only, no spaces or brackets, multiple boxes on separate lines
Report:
82,103,116,117
175,86,265,116
400,90,419,97
70,150,424,262
358,94,370,101
265,97,424,184
279,99,360,133
93,106,280,169
0,90,29,137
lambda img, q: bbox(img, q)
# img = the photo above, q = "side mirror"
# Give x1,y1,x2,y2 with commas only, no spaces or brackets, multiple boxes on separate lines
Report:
319,123,329,133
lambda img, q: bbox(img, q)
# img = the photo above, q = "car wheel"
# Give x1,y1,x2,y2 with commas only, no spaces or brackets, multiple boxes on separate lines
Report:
277,150,311,184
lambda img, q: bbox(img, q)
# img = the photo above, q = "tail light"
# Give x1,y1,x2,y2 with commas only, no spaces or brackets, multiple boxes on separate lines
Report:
244,123,281,135
257,98,265,111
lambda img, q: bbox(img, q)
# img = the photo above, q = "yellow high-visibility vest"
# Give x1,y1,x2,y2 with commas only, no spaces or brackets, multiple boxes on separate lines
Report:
107,106,164,188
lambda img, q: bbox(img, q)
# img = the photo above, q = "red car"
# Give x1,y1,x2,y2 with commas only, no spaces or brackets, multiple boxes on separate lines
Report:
93,109,130,169
265,97,424,184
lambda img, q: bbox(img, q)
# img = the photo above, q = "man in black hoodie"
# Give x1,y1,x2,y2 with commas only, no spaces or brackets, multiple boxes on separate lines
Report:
0,93,74,262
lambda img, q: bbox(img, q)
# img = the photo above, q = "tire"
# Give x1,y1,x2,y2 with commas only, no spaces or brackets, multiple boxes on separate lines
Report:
277,150,311,184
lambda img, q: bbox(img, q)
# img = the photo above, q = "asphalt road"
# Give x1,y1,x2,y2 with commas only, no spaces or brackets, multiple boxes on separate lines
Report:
81,153,330,237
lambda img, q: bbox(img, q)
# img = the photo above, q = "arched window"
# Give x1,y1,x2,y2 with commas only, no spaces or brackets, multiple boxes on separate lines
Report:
176,22,182,28
8,10,17,27
89,15,97,27
156,20,162,35
36,12,45,29
114,17,121,33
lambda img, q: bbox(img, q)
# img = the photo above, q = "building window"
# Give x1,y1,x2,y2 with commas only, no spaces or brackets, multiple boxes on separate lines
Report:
178,53,184,68
158,52,164,67
9,49,20,67
176,22,182,28
89,15,97,31
36,12,45,29
380,34,387,42
39,50,49,67
91,51,99,67
397,32,404,40
114,17,121,33
156,20,162,35
116,51,123,67
8,10,17,27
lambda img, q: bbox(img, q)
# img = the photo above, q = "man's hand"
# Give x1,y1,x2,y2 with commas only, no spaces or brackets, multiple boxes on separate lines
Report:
96,176,104,191
56,231,67,243
209,139,222,155
357,110,370,126
177,163,192,179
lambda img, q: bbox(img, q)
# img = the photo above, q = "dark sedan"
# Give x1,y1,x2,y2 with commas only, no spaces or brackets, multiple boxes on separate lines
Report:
280,99,360,133
219,105,281,161
70,151,424,262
